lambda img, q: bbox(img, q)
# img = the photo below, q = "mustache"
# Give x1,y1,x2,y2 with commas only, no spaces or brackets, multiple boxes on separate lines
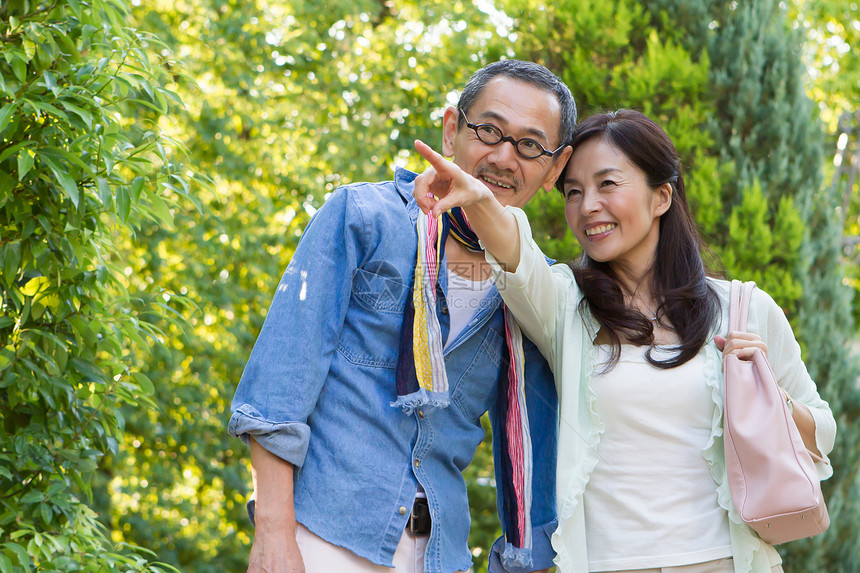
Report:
475,166,520,191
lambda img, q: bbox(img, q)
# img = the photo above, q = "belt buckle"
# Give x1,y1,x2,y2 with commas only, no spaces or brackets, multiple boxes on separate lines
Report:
407,497,431,536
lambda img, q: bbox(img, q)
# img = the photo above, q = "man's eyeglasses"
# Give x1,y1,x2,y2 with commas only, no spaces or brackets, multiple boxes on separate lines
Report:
459,108,565,160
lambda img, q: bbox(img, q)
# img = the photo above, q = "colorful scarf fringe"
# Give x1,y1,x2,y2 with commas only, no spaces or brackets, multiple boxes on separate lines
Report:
392,207,534,566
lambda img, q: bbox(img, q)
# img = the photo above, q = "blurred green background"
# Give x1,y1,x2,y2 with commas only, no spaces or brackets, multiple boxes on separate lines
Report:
1,0,859,571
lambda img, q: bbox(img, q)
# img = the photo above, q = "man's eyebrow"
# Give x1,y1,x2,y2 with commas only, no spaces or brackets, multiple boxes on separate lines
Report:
475,110,552,144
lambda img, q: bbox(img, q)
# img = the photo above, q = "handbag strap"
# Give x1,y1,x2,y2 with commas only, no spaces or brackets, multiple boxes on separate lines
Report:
728,279,757,332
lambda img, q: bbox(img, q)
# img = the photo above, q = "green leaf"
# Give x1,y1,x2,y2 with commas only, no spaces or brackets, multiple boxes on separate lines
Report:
0,552,12,573
50,169,80,207
41,145,89,171
0,142,30,163
39,503,51,524
42,70,57,91
67,0,82,17
116,186,130,222
60,101,92,129
2,542,31,571
70,358,106,382
17,149,34,181
20,491,43,504
0,170,15,195
0,346,14,371
68,316,96,347
0,102,17,133
130,176,146,201
128,98,168,114
131,372,155,395
2,241,20,283
30,101,69,122
0,317,14,329
11,58,26,83
148,191,174,227
97,176,112,208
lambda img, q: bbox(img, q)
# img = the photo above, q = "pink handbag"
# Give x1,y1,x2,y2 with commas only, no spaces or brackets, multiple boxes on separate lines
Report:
723,280,830,545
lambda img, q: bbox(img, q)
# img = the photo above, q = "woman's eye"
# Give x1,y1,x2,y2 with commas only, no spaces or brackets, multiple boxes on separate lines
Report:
600,180,616,187
565,188,582,199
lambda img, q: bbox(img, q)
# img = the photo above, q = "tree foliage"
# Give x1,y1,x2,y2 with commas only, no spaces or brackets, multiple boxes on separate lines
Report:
0,0,195,569
101,1,511,571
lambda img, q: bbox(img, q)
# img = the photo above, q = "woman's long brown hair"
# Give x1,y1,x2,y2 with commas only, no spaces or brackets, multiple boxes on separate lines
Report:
559,109,720,369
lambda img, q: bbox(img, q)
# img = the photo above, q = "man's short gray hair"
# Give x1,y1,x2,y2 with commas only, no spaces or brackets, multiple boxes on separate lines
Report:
457,59,577,148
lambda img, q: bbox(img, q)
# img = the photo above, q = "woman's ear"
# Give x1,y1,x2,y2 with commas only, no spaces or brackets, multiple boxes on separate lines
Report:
655,182,673,217
441,106,459,158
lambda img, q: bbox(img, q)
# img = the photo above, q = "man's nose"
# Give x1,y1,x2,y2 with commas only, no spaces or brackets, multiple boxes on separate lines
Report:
486,139,520,167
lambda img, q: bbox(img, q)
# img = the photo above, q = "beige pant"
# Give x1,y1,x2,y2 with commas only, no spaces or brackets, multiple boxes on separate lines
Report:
296,523,473,573
601,558,784,572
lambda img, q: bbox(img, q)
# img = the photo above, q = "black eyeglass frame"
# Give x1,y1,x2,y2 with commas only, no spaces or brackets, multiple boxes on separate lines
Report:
458,108,566,160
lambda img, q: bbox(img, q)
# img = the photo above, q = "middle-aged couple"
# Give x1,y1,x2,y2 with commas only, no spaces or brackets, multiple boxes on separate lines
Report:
229,60,836,573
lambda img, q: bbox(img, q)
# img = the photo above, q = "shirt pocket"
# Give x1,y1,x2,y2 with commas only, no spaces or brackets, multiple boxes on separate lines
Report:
352,262,409,315
450,325,505,420
336,262,410,369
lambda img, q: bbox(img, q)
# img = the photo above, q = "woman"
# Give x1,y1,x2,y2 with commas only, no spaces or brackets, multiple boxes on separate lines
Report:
412,109,835,573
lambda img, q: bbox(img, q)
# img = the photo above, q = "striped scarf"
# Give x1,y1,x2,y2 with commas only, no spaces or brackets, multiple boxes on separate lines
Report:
392,207,534,566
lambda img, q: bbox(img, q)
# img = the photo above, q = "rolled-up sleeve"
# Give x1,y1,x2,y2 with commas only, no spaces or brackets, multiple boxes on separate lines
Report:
228,188,365,467
487,519,558,573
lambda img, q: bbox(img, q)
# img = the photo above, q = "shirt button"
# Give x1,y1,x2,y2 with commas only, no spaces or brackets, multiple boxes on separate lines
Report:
441,304,448,315
414,459,420,468
418,411,424,419
399,506,407,515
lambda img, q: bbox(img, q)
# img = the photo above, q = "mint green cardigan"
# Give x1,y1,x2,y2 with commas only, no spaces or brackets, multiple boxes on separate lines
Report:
486,207,836,573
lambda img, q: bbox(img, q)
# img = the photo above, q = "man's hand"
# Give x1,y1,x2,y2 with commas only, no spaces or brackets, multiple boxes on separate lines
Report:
412,139,491,217
413,139,523,270
247,528,305,573
248,438,304,572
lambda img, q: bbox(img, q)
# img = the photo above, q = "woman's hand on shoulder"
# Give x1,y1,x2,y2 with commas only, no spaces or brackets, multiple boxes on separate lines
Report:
714,331,768,361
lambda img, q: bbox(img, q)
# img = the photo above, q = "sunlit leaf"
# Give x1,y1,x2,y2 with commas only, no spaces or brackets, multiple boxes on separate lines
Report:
50,168,80,207
0,102,17,133
17,148,34,181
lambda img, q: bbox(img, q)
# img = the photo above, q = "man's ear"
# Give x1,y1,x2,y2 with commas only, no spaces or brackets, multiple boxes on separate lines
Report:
654,182,673,217
540,145,573,191
441,106,459,158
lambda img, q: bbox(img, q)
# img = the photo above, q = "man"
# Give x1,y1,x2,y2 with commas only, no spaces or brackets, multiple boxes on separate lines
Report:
229,59,576,573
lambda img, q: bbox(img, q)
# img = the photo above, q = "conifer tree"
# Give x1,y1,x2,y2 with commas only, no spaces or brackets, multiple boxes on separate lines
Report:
646,1,859,569
512,0,857,568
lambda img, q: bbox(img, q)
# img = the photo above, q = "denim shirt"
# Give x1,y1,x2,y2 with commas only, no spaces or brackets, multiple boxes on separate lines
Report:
228,169,559,573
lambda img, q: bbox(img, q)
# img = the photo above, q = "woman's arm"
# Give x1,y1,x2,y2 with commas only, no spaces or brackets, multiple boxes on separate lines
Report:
754,288,836,470
715,332,821,456
716,284,837,466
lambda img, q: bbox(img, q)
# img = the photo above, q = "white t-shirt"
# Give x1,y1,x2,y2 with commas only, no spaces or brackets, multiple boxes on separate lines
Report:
444,267,495,350
585,345,732,572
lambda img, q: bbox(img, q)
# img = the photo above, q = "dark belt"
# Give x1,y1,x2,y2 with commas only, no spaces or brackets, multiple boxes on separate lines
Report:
407,497,431,536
